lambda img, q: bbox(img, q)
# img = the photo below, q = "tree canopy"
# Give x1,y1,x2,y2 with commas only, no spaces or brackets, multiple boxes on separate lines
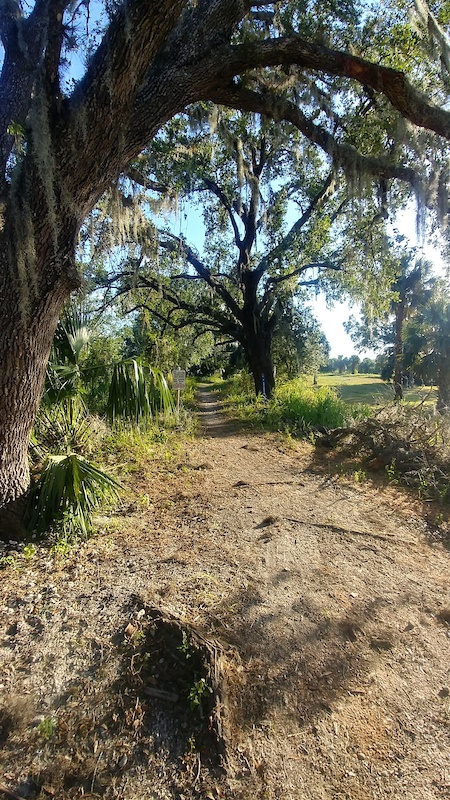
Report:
97,109,346,395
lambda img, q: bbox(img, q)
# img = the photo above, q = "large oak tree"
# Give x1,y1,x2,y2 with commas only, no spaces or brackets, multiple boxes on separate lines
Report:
1,0,450,520
102,114,344,398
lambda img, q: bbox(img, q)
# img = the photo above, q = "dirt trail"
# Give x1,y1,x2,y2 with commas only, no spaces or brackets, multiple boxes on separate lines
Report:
0,388,449,799
192,386,450,798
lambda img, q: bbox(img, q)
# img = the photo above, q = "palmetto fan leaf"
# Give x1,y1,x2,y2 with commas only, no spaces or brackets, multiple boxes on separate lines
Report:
30,398,91,462
44,302,92,405
53,303,91,364
107,359,174,424
28,453,121,538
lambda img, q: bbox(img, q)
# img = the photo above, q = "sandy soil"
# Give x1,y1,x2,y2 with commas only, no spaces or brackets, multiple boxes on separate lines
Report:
0,385,449,799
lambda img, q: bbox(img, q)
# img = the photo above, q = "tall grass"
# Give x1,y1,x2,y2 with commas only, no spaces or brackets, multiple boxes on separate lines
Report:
213,373,369,433
269,381,353,431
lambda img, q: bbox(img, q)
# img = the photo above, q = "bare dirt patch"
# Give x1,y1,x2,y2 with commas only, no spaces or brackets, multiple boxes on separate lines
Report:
0,386,449,799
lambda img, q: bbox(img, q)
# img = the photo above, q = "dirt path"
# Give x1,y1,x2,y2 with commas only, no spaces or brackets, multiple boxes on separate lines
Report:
0,389,450,799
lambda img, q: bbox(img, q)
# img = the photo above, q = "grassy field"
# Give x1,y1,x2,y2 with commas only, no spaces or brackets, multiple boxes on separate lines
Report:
307,373,437,406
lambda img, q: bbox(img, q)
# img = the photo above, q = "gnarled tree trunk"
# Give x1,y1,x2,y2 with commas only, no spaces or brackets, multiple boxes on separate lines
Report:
0,198,78,533
242,327,275,399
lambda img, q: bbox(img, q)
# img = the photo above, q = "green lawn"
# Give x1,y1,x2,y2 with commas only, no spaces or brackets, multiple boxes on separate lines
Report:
305,373,437,406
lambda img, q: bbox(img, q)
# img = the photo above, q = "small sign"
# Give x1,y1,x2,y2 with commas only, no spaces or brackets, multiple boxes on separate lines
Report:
172,369,186,390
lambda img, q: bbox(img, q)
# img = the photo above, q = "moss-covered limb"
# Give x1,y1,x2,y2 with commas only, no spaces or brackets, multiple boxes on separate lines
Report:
105,269,242,341
208,85,420,190
41,0,67,103
124,0,257,161
0,0,69,181
2,0,255,207
69,0,185,116
207,36,450,140
202,177,243,249
124,165,170,196
38,1,183,214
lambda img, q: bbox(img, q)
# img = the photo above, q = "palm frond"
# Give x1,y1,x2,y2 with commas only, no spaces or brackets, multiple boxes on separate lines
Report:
53,302,92,364
44,302,92,404
107,359,174,424
28,453,120,539
62,304,91,361
31,398,90,460
43,363,83,405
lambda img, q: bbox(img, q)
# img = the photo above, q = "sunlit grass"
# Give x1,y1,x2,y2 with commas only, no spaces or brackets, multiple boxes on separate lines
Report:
305,374,437,407
204,370,439,437
206,373,369,434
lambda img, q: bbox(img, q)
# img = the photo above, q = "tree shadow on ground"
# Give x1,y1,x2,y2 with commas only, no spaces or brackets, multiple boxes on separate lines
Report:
207,581,401,735
304,436,450,550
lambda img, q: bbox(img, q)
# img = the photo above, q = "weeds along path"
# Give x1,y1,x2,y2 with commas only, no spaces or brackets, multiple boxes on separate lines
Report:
0,387,449,799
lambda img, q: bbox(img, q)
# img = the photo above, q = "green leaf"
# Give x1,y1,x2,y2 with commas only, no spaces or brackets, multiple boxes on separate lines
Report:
107,359,174,424
28,453,121,539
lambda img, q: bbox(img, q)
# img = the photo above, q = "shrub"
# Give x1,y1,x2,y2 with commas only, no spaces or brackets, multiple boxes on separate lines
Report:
270,381,352,431
28,452,120,539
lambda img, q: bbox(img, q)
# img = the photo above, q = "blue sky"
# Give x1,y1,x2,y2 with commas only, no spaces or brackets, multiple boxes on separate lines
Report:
311,208,448,358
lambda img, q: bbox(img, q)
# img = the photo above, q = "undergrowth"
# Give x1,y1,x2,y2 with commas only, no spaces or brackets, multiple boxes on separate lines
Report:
210,373,369,434
29,403,195,545
318,402,450,507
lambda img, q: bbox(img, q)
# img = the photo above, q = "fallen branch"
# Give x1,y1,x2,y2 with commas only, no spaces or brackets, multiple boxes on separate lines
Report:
0,783,28,800
315,406,450,502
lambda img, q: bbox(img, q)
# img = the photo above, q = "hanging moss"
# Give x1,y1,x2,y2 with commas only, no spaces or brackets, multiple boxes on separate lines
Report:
29,77,59,242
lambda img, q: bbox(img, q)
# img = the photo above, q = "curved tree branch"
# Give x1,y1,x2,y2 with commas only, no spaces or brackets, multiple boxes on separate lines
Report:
104,269,242,339
207,36,450,139
207,85,419,187
159,233,244,323
125,165,171,195
269,260,343,289
254,171,337,284
202,177,242,248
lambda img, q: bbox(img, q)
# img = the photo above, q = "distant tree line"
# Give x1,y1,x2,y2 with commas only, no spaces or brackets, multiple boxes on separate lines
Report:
321,354,385,375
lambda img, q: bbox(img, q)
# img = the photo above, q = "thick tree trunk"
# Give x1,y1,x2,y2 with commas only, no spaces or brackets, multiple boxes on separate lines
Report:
0,209,77,529
243,329,275,399
0,302,61,499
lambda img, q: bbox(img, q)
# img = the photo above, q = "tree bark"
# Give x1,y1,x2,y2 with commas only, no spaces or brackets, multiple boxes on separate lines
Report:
437,350,450,412
0,192,78,529
242,327,275,399
0,299,64,534
393,301,405,402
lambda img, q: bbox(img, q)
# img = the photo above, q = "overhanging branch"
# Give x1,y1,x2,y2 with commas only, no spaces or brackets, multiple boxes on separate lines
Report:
208,85,419,187
208,36,450,139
